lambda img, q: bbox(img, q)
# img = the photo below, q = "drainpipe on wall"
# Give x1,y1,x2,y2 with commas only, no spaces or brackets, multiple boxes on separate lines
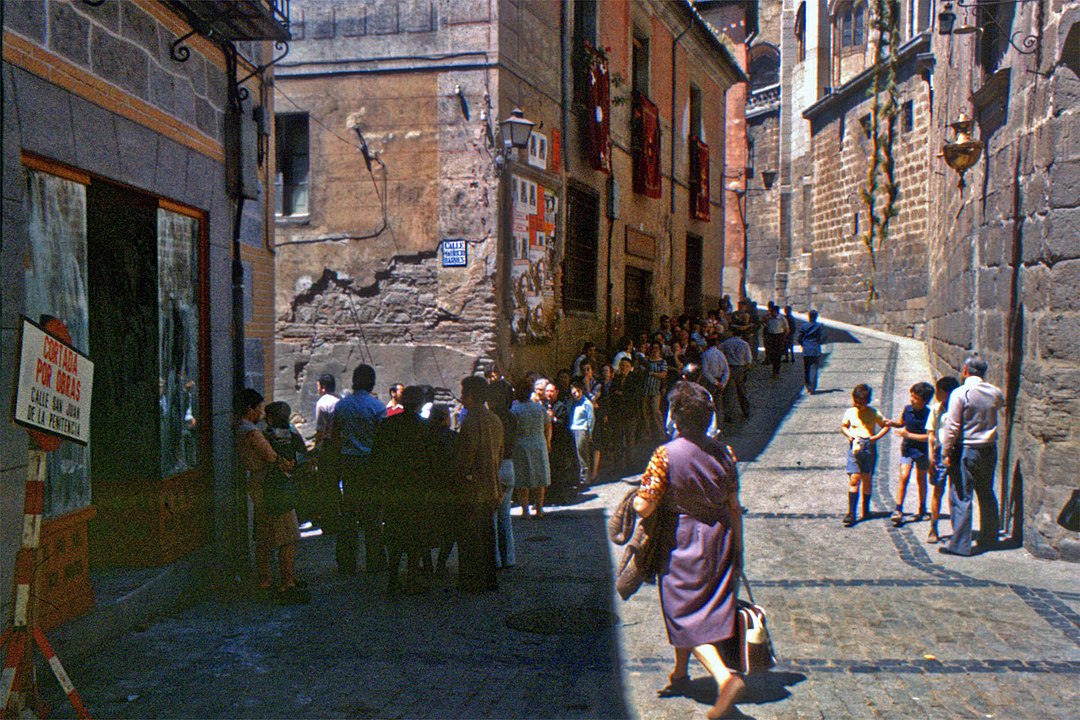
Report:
560,0,570,173
225,45,248,575
670,18,693,216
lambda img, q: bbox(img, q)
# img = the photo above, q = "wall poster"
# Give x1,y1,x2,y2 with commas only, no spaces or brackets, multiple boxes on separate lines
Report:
510,174,558,342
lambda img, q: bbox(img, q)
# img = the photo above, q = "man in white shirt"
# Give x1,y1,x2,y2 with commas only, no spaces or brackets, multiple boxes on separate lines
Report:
700,335,730,420
719,331,752,419
314,373,340,450
312,373,341,534
939,357,1005,556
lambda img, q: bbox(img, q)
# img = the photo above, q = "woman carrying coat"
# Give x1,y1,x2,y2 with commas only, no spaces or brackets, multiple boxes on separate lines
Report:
633,381,745,719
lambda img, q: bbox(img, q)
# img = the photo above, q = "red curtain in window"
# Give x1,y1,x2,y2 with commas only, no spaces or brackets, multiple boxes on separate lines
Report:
689,136,710,220
633,91,662,198
587,49,611,173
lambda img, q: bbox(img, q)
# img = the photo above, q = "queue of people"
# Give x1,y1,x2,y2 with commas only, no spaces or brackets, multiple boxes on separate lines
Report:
231,296,808,606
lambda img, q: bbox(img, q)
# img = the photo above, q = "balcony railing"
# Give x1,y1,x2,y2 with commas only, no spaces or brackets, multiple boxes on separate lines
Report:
168,0,291,42
747,83,781,116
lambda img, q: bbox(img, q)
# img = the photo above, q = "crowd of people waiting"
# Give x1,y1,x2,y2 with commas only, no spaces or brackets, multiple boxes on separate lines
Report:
233,294,820,603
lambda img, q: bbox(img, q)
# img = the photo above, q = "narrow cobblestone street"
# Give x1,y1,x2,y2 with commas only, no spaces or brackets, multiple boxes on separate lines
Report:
44,324,1078,719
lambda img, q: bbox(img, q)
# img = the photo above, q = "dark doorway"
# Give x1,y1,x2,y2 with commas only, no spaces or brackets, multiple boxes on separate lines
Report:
685,234,703,314
624,266,653,340
86,180,161,564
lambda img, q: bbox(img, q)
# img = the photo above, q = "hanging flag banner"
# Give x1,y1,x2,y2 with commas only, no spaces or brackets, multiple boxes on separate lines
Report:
13,317,94,445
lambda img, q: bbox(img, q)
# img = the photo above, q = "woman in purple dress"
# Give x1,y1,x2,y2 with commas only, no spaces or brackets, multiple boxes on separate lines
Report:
634,381,745,719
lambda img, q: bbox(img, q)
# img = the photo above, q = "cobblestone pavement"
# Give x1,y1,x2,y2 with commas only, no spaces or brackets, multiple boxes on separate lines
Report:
43,325,1079,719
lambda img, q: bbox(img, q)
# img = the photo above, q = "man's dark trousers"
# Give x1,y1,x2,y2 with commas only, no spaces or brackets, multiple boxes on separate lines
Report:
725,366,749,418
803,355,821,393
945,444,998,555
458,501,498,592
338,455,388,573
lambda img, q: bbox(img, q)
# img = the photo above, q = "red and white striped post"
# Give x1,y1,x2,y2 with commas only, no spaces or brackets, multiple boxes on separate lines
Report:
2,448,47,718
1,447,91,720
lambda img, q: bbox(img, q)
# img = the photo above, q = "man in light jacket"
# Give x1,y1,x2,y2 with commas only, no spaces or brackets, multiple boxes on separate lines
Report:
939,356,1005,556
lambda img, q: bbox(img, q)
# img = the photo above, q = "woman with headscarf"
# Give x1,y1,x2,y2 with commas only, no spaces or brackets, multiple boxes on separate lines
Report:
633,381,745,719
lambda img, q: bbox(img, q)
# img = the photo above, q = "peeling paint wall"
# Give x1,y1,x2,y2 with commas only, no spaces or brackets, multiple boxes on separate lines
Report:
272,0,500,435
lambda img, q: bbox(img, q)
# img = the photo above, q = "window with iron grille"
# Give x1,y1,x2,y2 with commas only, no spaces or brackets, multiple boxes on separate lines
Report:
563,185,600,312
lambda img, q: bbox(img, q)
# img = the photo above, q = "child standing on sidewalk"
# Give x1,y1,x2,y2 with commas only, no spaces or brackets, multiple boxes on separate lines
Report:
886,382,935,527
262,401,310,605
925,376,961,543
569,379,596,489
840,384,891,526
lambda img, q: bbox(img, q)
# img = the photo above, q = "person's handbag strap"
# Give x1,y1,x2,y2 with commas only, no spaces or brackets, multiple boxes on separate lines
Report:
740,570,757,605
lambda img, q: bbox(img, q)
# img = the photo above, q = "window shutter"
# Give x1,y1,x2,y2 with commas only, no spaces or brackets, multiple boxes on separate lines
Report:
689,137,710,221
632,91,662,198
587,48,611,172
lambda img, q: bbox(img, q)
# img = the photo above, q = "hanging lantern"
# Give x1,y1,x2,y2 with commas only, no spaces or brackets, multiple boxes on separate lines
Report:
938,3,956,34
940,112,984,190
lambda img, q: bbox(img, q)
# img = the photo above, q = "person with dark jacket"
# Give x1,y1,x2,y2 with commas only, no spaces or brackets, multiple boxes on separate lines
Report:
797,310,825,394
370,386,437,594
456,376,504,593
545,382,580,504
486,381,518,569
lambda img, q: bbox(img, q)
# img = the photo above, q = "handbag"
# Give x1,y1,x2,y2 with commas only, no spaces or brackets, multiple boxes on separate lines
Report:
734,572,777,675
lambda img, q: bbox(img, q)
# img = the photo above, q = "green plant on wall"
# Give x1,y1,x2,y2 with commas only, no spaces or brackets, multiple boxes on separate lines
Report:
861,0,901,307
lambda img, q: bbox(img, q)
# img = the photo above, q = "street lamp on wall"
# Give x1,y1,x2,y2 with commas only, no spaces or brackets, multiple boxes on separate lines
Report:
936,0,1040,54
938,3,956,34
499,108,536,151
495,108,536,325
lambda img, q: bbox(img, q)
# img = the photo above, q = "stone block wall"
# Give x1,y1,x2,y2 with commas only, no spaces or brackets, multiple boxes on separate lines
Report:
745,110,781,301
924,5,1080,560
805,43,930,334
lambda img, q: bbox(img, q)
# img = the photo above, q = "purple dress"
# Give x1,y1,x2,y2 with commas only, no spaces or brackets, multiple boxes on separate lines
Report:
638,436,740,647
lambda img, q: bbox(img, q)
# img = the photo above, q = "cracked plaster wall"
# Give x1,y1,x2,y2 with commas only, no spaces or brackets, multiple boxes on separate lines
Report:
272,1,501,435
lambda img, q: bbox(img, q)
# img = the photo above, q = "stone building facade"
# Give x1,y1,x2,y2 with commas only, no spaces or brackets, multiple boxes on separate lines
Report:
743,0,1077,560
923,1,1079,561
718,0,831,306
804,32,933,333
1,0,286,627
272,0,745,433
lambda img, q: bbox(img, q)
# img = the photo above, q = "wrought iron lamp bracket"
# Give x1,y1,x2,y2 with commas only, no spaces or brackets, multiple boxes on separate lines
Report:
950,0,1040,55
169,29,200,63
236,41,290,101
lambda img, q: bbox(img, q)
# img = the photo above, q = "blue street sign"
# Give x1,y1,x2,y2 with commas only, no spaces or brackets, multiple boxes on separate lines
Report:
442,239,468,267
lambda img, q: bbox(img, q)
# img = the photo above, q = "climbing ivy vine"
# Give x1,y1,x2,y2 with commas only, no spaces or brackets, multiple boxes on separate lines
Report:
861,0,902,307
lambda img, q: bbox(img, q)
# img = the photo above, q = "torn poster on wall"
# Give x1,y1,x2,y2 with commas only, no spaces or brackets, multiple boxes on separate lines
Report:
511,175,559,342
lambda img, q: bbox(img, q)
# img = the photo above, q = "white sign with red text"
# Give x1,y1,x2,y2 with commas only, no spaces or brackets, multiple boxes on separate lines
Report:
13,317,93,445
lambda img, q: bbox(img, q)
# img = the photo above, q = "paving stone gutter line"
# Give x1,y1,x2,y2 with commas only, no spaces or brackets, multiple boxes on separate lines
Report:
618,319,1079,718
31,320,1080,720
739,320,1080,667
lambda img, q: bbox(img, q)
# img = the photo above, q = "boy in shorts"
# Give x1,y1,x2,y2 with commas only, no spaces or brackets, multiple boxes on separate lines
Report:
925,376,961,543
885,382,936,527
839,384,891,526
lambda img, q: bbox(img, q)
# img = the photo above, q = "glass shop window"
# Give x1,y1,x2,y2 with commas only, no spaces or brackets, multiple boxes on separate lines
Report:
158,208,201,478
25,167,91,517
